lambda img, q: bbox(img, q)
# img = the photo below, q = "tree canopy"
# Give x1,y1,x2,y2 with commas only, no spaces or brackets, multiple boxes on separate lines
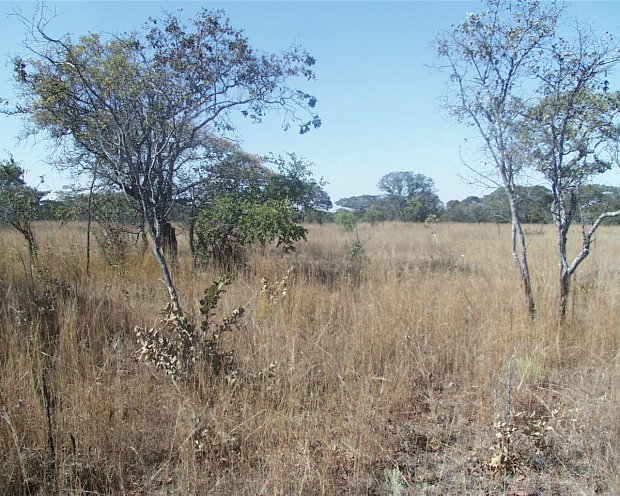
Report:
11,8,321,315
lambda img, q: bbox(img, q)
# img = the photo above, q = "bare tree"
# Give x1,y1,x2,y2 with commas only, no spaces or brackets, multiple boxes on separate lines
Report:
435,0,561,318
519,28,620,319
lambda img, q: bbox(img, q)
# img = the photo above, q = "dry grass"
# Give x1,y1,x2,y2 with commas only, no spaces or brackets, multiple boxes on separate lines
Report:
0,221,618,495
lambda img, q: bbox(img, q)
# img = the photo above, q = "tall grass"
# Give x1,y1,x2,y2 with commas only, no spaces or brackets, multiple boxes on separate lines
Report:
0,221,618,494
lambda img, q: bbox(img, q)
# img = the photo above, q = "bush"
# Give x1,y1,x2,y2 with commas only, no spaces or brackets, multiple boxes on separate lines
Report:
334,210,357,231
196,195,307,267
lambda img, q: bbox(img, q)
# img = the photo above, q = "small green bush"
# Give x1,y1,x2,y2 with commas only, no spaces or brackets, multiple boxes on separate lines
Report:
196,195,306,267
334,210,357,231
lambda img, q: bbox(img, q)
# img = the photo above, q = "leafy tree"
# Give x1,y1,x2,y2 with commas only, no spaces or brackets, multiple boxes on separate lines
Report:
306,184,333,217
0,157,44,265
480,186,553,225
576,185,620,225
335,195,382,214
10,8,320,316
436,0,561,317
378,171,435,199
377,171,442,221
444,188,552,224
302,183,333,224
177,143,268,264
444,196,492,223
515,186,553,224
265,153,330,217
402,193,444,222
188,151,326,265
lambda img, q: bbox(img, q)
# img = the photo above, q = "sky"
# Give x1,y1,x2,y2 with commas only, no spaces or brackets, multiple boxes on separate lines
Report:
2,1,620,205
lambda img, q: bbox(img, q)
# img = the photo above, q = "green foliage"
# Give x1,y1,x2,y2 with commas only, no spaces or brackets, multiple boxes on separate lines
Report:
362,207,385,225
443,197,487,223
0,157,44,260
346,239,365,259
443,186,553,224
577,185,620,225
0,158,41,229
378,171,435,199
402,194,442,222
181,150,328,262
334,210,358,231
266,153,331,213
303,208,333,224
13,8,320,312
336,172,443,223
385,465,407,495
196,195,307,267
335,194,381,214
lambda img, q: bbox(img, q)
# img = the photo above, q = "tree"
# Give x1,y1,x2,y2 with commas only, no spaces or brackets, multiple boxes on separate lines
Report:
177,142,268,264
378,171,435,199
0,157,44,266
362,207,385,225
264,153,330,217
404,191,444,222
435,0,561,317
191,152,324,266
444,196,492,223
335,195,382,214
306,184,333,216
334,210,358,231
518,30,620,319
516,186,553,224
377,171,442,221
11,8,320,316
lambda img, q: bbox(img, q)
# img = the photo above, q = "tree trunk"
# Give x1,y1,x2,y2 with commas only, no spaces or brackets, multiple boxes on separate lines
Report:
556,209,620,323
161,222,178,263
17,224,38,273
86,174,96,275
558,271,570,321
189,215,197,267
25,228,37,268
507,190,536,318
145,216,183,317
556,218,571,322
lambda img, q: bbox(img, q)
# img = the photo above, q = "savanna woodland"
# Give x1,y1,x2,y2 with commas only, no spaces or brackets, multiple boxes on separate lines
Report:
1,1,619,494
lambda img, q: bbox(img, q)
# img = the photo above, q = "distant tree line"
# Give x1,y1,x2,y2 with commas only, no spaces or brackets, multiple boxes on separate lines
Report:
333,170,620,226
14,168,620,233
443,185,620,226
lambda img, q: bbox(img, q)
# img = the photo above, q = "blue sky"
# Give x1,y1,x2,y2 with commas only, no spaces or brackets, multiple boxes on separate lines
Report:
2,1,620,204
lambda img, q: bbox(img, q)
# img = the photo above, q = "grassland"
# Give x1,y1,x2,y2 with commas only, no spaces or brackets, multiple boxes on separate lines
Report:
0,221,618,494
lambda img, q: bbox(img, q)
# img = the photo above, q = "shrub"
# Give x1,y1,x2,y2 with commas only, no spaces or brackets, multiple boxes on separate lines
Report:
134,276,245,380
334,210,357,231
196,195,306,267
